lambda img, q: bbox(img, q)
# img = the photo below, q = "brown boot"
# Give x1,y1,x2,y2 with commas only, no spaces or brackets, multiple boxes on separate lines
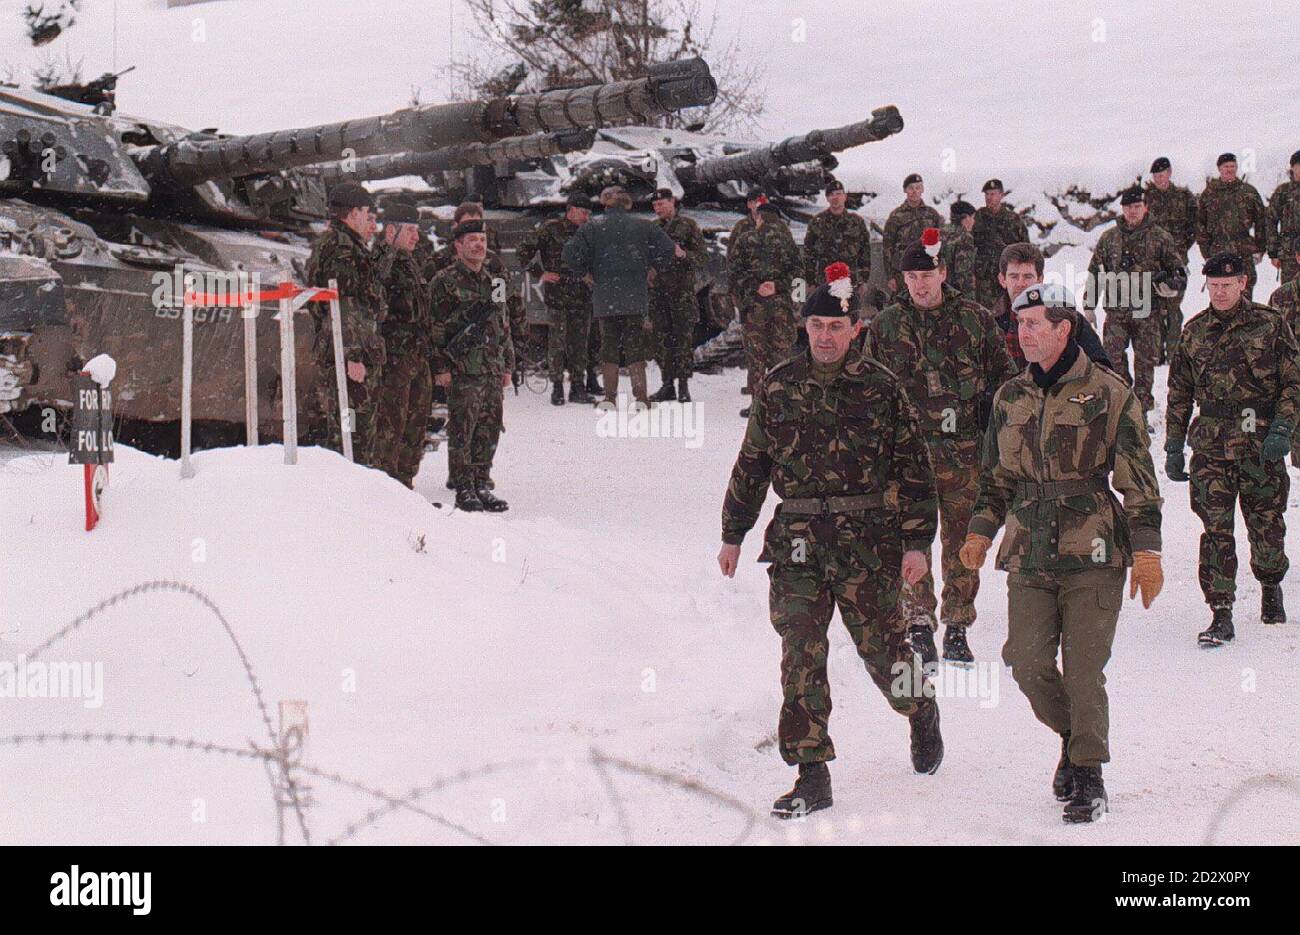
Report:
628,361,650,409
599,362,620,408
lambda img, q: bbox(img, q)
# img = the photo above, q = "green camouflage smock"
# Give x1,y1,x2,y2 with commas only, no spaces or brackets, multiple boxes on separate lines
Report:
1266,178,1300,282
803,208,872,288
883,200,944,283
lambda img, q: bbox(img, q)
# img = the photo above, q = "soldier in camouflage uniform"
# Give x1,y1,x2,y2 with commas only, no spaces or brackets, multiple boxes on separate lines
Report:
1267,235,1300,468
304,182,387,465
1144,156,1199,360
718,268,943,819
369,201,433,487
940,200,977,298
1196,153,1268,300
1085,186,1187,416
802,179,872,293
882,173,943,294
961,282,1164,824
1166,252,1300,644
1266,151,1300,286
866,233,1019,666
517,193,596,405
972,179,1031,310
728,201,802,417
647,188,706,403
428,220,514,513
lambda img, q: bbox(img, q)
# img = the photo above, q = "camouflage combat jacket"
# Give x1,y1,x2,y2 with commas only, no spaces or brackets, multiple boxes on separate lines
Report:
972,205,1030,281
428,259,514,379
375,243,431,358
1196,178,1267,259
1266,179,1300,261
721,350,938,561
1086,215,1184,315
803,209,872,289
939,222,976,298
305,224,387,372
1144,182,1198,259
883,201,944,280
653,213,706,294
1167,300,1300,459
517,217,591,308
1267,278,1300,332
728,220,801,306
970,348,1163,573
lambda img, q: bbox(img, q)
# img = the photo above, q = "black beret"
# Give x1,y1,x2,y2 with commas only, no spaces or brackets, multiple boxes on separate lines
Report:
1216,152,1236,166
1150,156,1171,174
452,219,485,239
756,201,782,217
1202,251,1246,277
745,188,766,203
903,173,923,188
950,199,976,220
1291,150,1300,167
382,201,420,224
982,178,1004,193
824,179,845,195
652,187,676,202
328,181,374,210
801,264,860,320
565,192,591,208
1119,186,1145,206
898,233,943,272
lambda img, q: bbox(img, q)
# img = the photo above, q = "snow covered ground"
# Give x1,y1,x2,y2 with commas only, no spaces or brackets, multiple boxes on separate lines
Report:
2,359,1297,845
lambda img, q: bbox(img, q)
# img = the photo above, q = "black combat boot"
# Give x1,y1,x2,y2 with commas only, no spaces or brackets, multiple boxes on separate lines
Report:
771,762,833,819
1198,605,1235,647
455,486,484,512
1053,732,1073,802
738,406,751,418
1062,765,1107,823
585,368,602,395
1262,584,1286,624
942,624,974,666
676,377,691,402
551,381,565,406
474,473,508,512
909,704,944,774
568,384,594,404
649,382,677,403
910,624,938,668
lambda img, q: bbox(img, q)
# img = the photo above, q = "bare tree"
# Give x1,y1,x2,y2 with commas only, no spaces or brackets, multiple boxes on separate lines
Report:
448,0,765,135
22,1,82,46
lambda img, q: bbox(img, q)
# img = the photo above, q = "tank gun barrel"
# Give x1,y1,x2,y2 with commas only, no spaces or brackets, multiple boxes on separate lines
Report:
136,58,716,190
308,129,595,184
676,105,903,188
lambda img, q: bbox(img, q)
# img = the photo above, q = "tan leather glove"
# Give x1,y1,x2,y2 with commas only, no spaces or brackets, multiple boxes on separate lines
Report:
1129,551,1164,609
959,533,992,571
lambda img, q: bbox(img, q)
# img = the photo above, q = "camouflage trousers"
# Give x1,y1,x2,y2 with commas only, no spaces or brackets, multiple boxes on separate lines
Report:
447,373,504,489
740,298,796,398
1282,255,1298,286
370,352,432,488
768,544,935,765
1157,290,1186,360
1003,567,1124,768
650,285,696,381
1102,309,1162,411
598,314,653,365
546,301,593,384
316,369,380,467
1189,453,1290,606
901,439,981,630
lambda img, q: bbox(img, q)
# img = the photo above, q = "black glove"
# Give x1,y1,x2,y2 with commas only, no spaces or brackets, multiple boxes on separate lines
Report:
1164,441,1188,482
1261,421,1293,463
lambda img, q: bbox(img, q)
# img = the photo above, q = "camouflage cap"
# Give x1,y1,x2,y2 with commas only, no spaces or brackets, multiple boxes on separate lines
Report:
982,178,1004,192
1012,281,1077,314
327,181,374,210
1202,251,1246,277
1150,156,1171,173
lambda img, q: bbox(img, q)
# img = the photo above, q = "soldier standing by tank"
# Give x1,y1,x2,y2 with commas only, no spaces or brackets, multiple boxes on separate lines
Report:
1144,157,1198,360
429,220,514,513
729,199,802,418
960,283,1164,824
972,179,1030,310
1166,252,1300,645
1266,151,1300,286
370,200,433,487
647,188,705,403
940,200,977,298
717,266,943,819
802,179,872,294
305,182,387,465
1197,153,1268,300
866,231,1019,667
517,194,597,406
1084,186,1187,421
883,174,943,295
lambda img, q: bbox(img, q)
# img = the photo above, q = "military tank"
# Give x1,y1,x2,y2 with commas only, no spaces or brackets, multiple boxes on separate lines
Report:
0,59,717,443
320,106,906,368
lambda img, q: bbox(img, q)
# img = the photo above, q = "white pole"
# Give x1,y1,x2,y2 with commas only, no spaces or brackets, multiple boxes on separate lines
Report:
328,278,354,463
243,299,259,447
279,290,298,465
180,297,196,479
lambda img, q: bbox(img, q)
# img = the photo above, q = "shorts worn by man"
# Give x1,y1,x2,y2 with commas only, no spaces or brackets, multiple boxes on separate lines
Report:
1166,251,1300,645
962,283,1164,824
429,220,514,513
865,229,1019,667
304,181,387,465
718,266,942,820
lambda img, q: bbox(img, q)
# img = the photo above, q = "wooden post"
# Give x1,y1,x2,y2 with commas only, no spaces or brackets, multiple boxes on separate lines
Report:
279,287,298,465
328,278,354,463
243,298,259,447
180,297,196,479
